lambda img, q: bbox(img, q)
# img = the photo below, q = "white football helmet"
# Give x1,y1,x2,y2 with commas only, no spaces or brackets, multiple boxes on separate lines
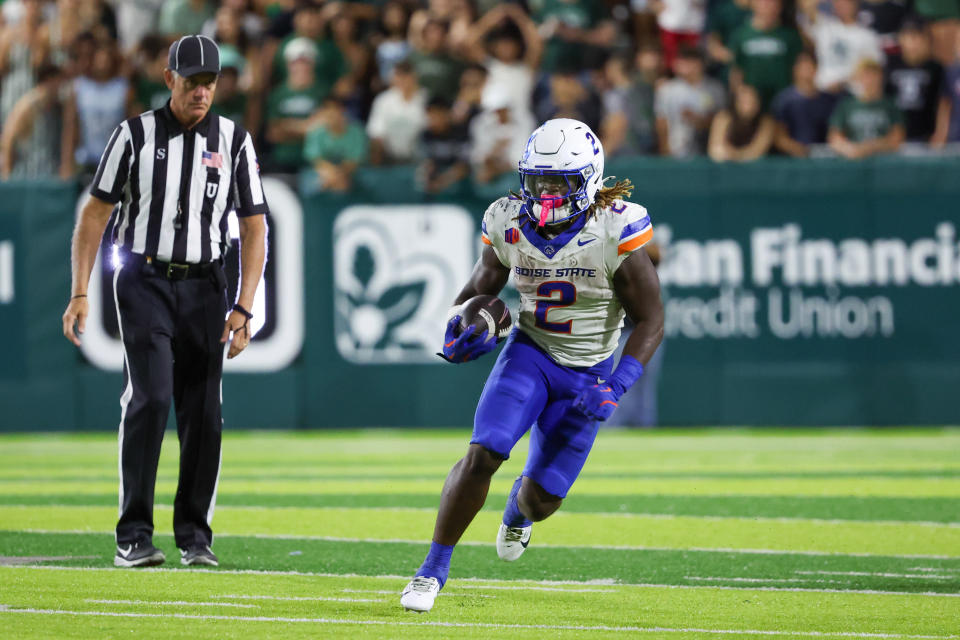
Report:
518,118,605,226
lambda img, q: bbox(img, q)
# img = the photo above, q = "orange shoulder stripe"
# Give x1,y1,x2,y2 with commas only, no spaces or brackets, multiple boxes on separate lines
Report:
617,227,653,255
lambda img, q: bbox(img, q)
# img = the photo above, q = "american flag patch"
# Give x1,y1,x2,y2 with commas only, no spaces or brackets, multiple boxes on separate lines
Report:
505,228,519,244
202,150,223,168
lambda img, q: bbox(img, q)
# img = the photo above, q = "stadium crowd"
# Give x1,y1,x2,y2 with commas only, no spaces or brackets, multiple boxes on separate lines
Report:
1,0,959,190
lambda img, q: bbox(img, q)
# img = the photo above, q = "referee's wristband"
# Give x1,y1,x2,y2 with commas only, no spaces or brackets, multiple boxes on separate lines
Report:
232,303,254,319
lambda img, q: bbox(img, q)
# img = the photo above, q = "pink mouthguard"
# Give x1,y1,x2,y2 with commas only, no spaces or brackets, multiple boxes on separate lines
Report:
539,193,562,227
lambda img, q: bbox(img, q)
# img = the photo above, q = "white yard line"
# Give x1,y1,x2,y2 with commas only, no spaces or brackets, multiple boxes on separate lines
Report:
795,571,956,580
686,578,855,586
0,555,99,566
7,565,960,598
0,605,957,639
85,599,257,608
687,577,811,584
339,589,495,598
456,585,617,593
17,528,960,560
908,568,960,573
212,594,381,603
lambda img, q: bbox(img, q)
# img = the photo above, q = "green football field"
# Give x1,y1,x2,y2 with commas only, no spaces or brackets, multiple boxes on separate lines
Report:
1,428,958,639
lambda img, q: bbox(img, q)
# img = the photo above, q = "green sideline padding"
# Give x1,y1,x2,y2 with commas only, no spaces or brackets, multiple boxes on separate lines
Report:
1,156,958,429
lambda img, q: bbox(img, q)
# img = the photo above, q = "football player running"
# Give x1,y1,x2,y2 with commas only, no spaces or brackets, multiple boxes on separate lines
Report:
401,118,664,612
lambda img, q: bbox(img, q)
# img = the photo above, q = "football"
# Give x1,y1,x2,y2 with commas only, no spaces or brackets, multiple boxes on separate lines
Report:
458,295,512,343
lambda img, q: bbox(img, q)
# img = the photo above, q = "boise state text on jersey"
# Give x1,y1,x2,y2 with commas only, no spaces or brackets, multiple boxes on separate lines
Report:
481,195,653,368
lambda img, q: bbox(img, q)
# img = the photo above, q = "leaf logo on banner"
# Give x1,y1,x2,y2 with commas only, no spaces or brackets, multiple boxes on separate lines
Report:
332,205,476,364
344,244,427,350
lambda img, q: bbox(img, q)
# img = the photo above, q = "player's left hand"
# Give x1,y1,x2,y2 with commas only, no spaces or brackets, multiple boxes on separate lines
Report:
221,310,251,359
573,384,622,421
573,355,645,421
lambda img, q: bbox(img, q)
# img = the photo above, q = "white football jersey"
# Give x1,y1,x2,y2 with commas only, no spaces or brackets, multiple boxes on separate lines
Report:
482,196,654,367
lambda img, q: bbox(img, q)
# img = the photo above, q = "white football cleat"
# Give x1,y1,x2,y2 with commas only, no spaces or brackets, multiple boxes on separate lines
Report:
400,576,441,612
496,523,532,561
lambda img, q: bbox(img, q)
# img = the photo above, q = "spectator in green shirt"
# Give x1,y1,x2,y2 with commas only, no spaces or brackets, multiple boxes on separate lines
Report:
158,0,215,38
706,0,751,78
829,59,906,158
532,0,615,72
304,96,368,193
407,18,465,102
729,0,803,108
265,37,328,173
269,2,347,97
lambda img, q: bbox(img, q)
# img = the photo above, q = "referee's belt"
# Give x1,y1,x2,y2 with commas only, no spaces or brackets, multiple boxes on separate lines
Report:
143,255,219,281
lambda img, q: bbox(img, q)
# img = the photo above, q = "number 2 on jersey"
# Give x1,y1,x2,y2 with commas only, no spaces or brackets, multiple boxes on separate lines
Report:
534,281,576,333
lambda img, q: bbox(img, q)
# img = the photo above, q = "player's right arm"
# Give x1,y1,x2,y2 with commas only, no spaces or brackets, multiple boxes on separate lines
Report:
440,201,513,363
452,198,513,304
452,246,511,305
62,195,115,346
439,246,510,363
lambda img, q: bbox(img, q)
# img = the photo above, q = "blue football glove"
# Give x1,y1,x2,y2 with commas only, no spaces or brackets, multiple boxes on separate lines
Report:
438,314,497,363
573,355,645,421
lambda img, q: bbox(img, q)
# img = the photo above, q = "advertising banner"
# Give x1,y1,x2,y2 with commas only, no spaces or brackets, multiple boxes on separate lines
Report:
1,158,958,429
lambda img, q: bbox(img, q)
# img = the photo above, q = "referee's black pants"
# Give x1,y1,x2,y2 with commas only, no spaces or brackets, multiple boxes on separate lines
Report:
113,255,227,550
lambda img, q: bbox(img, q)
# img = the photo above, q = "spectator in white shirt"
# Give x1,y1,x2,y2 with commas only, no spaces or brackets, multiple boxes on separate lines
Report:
462,3,542,121
800,0,884,93
114,0,165,52
655,45,725,157
601,50,659,156
470,87,534,184
366,60,427,164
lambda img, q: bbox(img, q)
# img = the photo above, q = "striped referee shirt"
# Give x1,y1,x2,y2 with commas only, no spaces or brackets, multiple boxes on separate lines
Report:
90,101,269,264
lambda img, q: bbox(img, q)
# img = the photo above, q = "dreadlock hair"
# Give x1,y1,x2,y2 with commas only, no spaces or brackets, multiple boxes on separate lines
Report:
589,178,634,217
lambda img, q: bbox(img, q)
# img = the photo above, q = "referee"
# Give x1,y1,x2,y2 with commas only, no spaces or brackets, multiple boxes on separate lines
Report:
61,35,268,568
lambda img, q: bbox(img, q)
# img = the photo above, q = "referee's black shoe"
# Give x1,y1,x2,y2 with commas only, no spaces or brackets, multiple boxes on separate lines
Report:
180,545,219,567
114,541,166,567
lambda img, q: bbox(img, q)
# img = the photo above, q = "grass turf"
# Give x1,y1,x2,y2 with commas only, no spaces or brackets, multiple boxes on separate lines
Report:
1,428,958,639
4,567,956,640
1,493,956,523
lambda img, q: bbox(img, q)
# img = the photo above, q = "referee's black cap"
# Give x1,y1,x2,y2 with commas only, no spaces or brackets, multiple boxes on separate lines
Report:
168,35,221,78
